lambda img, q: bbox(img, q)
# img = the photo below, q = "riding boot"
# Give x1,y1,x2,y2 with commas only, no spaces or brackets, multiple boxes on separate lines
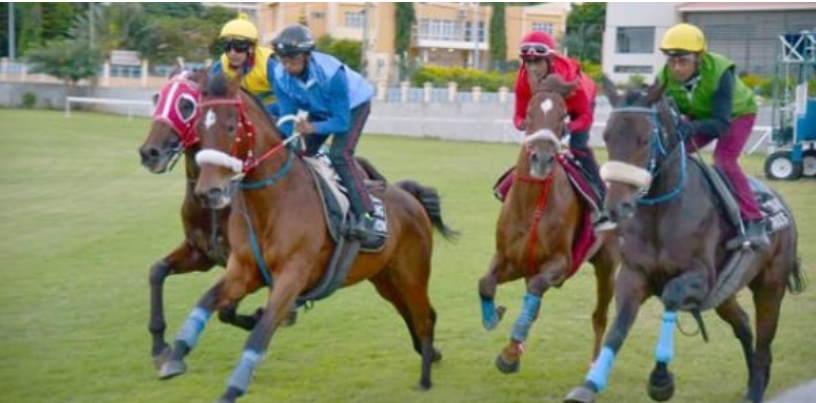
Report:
351,212,381,244
743,219,770,251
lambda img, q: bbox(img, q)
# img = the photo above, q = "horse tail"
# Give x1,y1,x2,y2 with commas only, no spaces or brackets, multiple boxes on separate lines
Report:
774,189,807,295
356,156,388,182
395,179,460,241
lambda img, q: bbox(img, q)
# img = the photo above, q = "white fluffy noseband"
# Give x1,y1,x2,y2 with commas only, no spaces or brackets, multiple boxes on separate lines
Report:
600,161,652,189
195,149,243,174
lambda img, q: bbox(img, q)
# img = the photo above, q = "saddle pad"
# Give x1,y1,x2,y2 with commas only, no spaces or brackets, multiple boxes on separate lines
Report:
557,153,602,212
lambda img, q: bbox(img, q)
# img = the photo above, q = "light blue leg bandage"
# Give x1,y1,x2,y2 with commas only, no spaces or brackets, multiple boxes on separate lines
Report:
481,297,498,330
176,307,212,349
655,311,677,363
510,293,541,341
586,346,615,392
227,349,264,393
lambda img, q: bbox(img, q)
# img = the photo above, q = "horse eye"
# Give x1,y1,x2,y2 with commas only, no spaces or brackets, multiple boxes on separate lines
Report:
178,99,195,120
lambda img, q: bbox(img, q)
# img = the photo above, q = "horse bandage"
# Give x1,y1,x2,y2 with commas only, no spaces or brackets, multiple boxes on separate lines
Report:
600,161,652,189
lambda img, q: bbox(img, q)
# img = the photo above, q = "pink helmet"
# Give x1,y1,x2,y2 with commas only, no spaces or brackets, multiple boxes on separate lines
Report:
519,31,556,59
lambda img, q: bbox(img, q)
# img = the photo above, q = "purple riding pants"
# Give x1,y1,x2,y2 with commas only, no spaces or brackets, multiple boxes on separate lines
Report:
685,114,763,221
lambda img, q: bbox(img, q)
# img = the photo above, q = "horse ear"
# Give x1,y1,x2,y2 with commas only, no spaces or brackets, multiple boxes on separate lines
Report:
644,81,666,106
540,74,578,97
601,75,620,107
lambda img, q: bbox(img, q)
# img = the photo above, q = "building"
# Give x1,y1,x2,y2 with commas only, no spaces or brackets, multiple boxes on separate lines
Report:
207,2,569,83
604,2,816,84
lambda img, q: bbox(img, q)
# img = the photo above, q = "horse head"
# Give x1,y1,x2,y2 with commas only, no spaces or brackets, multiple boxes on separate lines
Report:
598,76,682,222
521,74,575,179
139,69,208,173
194,72,287,209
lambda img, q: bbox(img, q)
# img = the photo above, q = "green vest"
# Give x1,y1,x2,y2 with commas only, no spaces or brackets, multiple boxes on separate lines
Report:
659,52,757,119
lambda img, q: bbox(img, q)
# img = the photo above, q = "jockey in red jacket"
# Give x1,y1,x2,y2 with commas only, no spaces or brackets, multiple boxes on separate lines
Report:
509,30,613,231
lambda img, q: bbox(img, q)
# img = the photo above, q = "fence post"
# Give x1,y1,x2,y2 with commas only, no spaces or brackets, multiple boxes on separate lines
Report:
400,81,409,103
0,57,7,81
423,82,432,103
447,81,457,103
102,62,111,87
472,86,482,102
21,64,27,82
499,86,508,103
377,81,387,101
141,59,149,88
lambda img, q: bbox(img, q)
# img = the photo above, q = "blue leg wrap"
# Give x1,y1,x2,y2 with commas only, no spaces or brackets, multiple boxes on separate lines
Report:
655,311,677,363
586,346,616,392
480,297,498,330
176,307,212,349
227,349,264,393
510,293,541,342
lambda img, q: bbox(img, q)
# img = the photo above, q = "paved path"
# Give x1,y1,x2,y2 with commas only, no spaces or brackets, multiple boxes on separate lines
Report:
767,379,816,403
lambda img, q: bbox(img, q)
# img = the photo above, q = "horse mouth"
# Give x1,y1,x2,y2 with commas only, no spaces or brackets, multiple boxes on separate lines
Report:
195,182,237,210
139,144,181,174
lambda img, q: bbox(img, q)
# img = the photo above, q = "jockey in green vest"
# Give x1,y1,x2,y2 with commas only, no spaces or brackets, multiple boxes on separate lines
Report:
658,23,769,251
210,13,279,117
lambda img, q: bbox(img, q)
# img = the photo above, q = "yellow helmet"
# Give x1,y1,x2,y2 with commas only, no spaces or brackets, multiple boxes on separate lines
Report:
660,23,706,54
219,13,258,42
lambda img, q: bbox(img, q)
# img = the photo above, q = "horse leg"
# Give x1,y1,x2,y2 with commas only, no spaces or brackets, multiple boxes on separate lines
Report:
564,267,649,403
587,240,618,363
745,270,788,403
148,242,215,369
713,296,755,401
478,254,509,331
495,256,566,374
215,266,307,403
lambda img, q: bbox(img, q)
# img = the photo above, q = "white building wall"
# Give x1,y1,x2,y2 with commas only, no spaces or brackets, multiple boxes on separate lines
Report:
603,2,680,84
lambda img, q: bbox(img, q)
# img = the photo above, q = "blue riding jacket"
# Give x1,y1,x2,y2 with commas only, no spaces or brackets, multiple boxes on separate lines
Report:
274,51,374,137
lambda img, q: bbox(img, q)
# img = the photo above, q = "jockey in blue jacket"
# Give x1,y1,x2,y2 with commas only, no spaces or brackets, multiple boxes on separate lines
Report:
209,13,279,117
271,24,379,243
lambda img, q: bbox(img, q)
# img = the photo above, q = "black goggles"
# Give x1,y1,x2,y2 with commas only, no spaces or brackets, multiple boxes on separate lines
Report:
520,43,553,58
223,39,252,53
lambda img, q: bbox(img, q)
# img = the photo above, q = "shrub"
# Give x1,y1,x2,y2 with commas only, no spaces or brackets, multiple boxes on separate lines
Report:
21,92,37,109
410,65,516,91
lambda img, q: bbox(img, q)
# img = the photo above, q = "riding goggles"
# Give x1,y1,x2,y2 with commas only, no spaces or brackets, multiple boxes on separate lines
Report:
520,43,553,58
223,39,252,53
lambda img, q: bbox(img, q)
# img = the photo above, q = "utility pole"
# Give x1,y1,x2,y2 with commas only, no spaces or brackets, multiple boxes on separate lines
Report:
361,2,371,78
89,3,95,49
7,2,15,62
472,2,480,70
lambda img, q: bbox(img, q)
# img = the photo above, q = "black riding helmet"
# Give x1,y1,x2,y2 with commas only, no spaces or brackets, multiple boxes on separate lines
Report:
272,24,315,57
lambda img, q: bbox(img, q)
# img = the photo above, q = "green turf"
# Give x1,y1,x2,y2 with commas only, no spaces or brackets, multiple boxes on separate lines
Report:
0,108,813,403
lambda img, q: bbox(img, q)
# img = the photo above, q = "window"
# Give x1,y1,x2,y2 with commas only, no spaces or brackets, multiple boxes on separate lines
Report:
344,11,364,28
418,19,464,41
531,22,554,35
464,21,485,42
613,65,653,74
616,27,655,54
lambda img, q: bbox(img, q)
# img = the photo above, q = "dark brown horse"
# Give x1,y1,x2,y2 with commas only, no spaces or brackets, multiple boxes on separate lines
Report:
157,72,458,402
564,79,804,403
137,70,385,369
478,75,619,374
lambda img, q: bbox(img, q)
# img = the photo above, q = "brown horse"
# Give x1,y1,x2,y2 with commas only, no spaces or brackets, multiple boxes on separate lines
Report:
137,70,385,369
478,75,619,374
564,79,805,403
157,72,458,402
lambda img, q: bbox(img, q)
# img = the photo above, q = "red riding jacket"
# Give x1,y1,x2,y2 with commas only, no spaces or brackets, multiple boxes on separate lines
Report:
513,54,597,134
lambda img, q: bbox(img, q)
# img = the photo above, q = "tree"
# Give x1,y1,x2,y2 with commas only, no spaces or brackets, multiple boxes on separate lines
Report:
564,2,605,63
488,3,507,72
142,3,206,19
315,35,362,71
394,3,416,82
25,39,102,86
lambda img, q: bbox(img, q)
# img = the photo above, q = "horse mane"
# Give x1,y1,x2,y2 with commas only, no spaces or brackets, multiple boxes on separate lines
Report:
205,72,280,135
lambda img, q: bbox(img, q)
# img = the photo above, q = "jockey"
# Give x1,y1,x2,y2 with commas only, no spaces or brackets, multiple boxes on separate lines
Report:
271,24,379,243
658,23,769,250
512,30,613,231
209,13,279,117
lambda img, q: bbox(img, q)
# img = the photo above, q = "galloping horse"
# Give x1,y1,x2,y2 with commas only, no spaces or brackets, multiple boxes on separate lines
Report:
137,70,385,369
157,72,458,402
478,75,619,374
564,79,804,403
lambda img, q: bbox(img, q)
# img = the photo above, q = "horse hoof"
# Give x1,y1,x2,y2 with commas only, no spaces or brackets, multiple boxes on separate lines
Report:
647,371,675,402
415,380,432,391
158,359,187,380
564,386,596,403
494,354,520,374
431,347,443,362
152,345,173,370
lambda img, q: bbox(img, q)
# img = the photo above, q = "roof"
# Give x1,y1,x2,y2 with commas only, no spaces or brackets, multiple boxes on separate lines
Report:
677,2,816,12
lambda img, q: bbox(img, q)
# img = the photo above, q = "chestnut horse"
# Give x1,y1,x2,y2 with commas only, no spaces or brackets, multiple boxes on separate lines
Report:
137,70,386,369
478,75,619,374
564,79,804,403
157,72,458,402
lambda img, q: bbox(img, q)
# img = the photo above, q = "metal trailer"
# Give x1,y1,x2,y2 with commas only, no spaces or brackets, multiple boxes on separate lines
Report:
765,31,816,180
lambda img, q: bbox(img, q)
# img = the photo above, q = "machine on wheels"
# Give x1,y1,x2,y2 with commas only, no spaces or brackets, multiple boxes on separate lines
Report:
765,30,816,180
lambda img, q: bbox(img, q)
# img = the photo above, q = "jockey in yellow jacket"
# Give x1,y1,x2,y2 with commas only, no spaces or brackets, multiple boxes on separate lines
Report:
209,13,279,117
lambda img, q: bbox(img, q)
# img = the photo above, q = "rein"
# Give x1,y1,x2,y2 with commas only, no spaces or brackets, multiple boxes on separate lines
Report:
611,106,687,205
515,167,555,275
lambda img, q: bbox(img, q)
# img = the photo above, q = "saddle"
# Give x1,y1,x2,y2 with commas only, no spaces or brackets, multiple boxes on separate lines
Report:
291,153,388,307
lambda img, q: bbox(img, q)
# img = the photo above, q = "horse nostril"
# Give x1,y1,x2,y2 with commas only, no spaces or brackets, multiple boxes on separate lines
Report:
139,146,160,162
620,201,635,219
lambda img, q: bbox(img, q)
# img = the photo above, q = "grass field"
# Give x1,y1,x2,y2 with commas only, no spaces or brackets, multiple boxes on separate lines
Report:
0,108,814,403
